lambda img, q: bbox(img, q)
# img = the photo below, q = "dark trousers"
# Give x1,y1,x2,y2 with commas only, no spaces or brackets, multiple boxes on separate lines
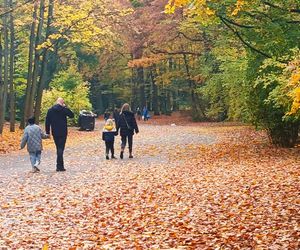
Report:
53,136,67,170
121,134,133,153
105,140,114,156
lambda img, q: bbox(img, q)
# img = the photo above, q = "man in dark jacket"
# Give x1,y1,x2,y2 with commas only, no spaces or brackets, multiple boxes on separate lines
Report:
45,98,74,171
113,108,120,127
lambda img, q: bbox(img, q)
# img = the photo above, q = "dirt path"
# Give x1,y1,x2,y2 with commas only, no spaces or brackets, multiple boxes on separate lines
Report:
0,123,299,249
0,123,217,178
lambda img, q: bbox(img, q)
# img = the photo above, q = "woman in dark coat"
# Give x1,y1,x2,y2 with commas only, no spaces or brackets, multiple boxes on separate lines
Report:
117,103,139,159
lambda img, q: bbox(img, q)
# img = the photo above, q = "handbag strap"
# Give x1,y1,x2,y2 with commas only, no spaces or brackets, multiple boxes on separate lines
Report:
122,114,131,130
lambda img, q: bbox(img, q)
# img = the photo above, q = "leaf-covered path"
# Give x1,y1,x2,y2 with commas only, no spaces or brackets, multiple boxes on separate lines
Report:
0,122,299,249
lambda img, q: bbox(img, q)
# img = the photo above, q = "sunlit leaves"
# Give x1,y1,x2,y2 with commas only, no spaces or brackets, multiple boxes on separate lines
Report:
41,67,92,123
128,55,165,68
35,0,127,53
165,0,247,19
288,58,300,114
231,0,246,16
255,49,300,117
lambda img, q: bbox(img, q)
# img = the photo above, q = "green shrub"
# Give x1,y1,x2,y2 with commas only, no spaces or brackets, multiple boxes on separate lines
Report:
41,67,92,125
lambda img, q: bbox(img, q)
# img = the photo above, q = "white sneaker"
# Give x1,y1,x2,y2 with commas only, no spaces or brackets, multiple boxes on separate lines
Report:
34,160,40,167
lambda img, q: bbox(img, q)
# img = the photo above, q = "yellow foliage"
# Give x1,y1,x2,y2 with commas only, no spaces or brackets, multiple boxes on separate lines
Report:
287,57,300,114
155,71,185,86
36,0,126,53
232,0,246,16
165,0,189,14
165,0,246,18
290,71,300,86
289,73,300,114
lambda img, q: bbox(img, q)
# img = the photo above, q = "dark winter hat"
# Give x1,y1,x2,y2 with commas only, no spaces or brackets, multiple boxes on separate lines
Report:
27,117,35,125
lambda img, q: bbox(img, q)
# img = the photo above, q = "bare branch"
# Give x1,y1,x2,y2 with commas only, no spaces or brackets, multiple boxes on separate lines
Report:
178,31,204,42
219,16,287,63
0,0,35,17
220,16,256,29
262,1,300,14
150,48,202,56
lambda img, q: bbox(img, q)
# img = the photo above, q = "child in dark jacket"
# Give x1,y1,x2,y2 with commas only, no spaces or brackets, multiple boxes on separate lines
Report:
102,119,117,159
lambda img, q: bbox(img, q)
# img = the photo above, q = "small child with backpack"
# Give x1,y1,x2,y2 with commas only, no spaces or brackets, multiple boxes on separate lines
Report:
102,119,117,159
20,117,49,173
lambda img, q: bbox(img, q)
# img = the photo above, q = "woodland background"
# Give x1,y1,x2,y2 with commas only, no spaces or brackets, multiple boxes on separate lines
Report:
0,1,299,248
0,0,300,147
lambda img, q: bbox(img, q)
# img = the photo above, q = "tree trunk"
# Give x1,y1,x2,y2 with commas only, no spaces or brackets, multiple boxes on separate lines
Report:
21,0,38,129
172,90,178,111
28,0,45,119
183,53,206,120
165,59,172,115
130,55,137,110
9,0,15,132
0,33,3,134
133,48,145,108
34,0,54,124
166,89,171,115
150,66,159,115
138,67,145,108
0,0,10,134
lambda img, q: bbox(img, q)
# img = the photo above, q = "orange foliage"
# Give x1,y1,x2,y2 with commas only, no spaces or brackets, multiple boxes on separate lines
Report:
128,55,165,68
0,119,299,248
0,125,23,154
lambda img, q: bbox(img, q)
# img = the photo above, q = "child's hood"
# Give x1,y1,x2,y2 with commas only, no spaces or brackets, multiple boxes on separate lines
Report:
103,123,116,132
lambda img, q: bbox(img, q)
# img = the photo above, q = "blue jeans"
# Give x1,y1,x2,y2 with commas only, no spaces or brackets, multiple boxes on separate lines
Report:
29,151,41,167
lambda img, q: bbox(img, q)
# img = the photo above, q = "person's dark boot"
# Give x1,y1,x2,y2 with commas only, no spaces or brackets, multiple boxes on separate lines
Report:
106,155,109,160
120,151,124,159
129,155,133,158
111,155,117,159
56,168,66,172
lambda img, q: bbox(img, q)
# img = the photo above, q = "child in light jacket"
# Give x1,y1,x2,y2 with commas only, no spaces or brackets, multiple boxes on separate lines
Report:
20,117,49,172
102,119,117,159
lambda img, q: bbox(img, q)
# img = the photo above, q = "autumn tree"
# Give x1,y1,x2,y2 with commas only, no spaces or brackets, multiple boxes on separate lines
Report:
165,0,300,146
0,0,9,133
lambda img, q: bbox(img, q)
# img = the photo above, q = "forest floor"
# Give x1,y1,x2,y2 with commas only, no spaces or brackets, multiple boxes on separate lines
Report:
0,116,299,249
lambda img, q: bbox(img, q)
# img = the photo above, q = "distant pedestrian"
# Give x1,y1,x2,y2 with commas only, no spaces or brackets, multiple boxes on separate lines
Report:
117,103,139,159
45,97,74,172
142,106,149,121
104,109,110,121
102,119,117,160
113,108,120,127
20,117,49,173
136,107,142,121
